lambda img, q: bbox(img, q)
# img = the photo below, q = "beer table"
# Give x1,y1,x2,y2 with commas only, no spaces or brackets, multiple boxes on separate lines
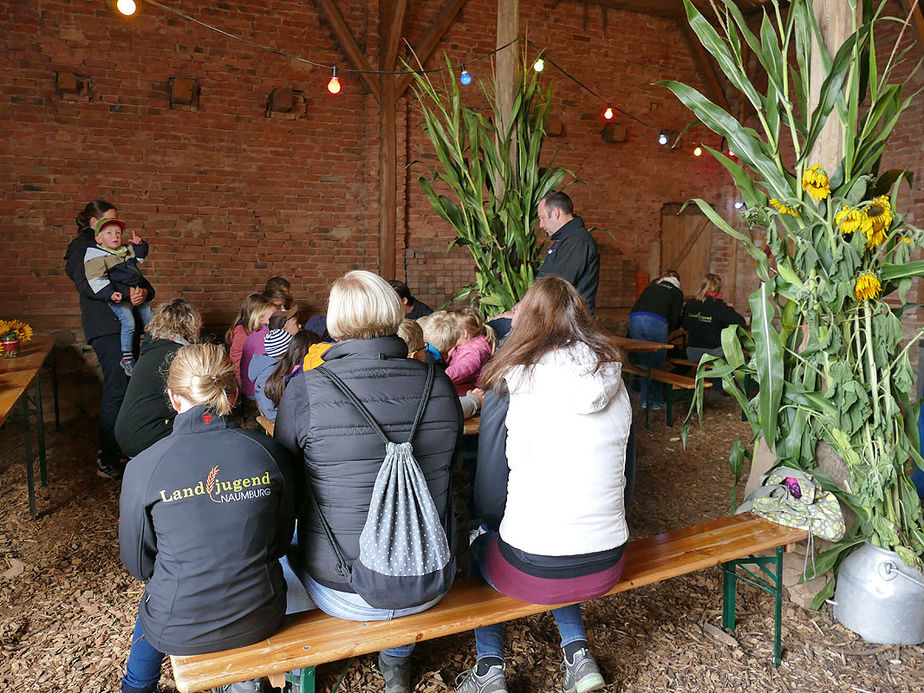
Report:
0,336,60,517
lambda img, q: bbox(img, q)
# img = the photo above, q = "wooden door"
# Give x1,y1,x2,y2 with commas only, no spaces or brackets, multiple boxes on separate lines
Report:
659,203,713,296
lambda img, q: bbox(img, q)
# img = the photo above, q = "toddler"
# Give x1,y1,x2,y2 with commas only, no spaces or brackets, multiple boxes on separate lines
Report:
417,311,462,366
445,307,495,395
83,218,153,375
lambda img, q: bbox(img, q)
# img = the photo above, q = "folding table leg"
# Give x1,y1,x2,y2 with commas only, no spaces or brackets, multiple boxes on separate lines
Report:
21,395,36,518
34,378,48,487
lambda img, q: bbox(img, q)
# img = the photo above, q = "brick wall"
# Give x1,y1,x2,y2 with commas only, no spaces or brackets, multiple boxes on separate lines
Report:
2,1,921,357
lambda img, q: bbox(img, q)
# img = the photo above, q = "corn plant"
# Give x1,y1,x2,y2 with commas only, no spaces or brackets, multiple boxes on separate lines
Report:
667,0,924,602
410,56,571,314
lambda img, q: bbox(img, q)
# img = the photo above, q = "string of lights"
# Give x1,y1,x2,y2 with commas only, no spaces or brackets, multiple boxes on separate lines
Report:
114,0,725,157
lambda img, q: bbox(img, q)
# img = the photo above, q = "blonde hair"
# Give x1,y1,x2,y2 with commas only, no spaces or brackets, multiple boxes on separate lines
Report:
397,319,424,354
695,273,722,302
166,343,237,416
145,298,201,344
451,307,496,352
225,293,275,344
418,311,463,356
327,270,404,341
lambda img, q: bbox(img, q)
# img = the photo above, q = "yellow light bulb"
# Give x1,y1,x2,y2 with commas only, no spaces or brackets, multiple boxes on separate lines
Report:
117,0,137,16
693,146,703,157
533,58,545,72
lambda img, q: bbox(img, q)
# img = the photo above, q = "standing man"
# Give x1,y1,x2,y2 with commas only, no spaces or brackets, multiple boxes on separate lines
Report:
536,191,600,313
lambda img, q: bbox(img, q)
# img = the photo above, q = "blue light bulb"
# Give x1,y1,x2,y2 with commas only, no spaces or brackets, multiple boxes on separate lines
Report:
460,69,472,86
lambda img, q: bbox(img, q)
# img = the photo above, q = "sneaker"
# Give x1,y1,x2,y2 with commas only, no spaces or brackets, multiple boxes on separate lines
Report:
378,653,412,693
561,648,605,693
96,459,124,481
455,663,507,693
644,401,664,411
120,356,135,377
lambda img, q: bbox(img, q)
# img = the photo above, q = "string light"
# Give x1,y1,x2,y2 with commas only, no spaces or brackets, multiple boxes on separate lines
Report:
728,149,736,157
658,132,669,146
460,66,472,85
734,201,744,209
533,57,545,72
117,0,137,15
693,146,703,157
603,105,614,120
327,67,341,94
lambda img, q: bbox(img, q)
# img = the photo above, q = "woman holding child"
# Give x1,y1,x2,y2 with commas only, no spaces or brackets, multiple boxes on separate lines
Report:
118,343,295,693
457,275,631,693
65,200,156,480
275,270,462,693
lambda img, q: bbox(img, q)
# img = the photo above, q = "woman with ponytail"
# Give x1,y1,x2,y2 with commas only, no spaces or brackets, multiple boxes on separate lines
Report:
118,343,295,693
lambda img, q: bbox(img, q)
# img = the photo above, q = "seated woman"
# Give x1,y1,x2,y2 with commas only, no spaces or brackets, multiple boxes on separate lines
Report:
275,270,463,693
118,343,295,693
457,276,631,693
682,273,746,363
114,298,201,458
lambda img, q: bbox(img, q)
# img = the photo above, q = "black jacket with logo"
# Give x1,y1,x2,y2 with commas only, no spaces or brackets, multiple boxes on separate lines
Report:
537,216,600,313
682,296,747,349
119,405,295,655
274,335,463,593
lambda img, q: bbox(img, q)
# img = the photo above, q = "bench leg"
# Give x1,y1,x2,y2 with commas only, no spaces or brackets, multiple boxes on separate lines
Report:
720,545,786,668
665,387,673,427
284,666,315,693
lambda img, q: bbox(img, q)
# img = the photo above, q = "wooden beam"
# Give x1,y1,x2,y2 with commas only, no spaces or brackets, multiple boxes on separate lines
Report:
809,0,853,170
314,0,381,102
396,0,470,97
380,0,408,72
577,0,770,20
678,19,730,111
496,0,519,199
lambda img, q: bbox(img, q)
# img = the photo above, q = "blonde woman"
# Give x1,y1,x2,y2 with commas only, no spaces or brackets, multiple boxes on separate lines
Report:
119,343,295,693
682,274,746,363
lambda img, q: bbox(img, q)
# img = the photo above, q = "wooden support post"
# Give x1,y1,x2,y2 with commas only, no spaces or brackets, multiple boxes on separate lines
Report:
809,0,853,170
495,0,519,198
378,0,405,280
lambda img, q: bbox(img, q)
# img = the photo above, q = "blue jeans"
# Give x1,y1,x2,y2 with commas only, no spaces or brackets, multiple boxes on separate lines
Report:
280,556,430,659
628,313,669,405
121,612,163,693
468,533,587,660
110,301,152,354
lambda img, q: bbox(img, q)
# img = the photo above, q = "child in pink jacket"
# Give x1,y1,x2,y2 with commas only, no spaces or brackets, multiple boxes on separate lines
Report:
446,307,495,395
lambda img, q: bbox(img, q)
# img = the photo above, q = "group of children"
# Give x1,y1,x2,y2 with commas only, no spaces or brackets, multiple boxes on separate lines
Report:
223,277,498,423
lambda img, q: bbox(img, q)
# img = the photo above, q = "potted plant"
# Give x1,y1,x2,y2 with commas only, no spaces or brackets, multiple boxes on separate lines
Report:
0,319,33,358
666,0,924,642
410,55,571,313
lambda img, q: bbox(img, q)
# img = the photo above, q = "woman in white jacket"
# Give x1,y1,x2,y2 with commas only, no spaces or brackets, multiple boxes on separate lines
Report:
456,276,632,693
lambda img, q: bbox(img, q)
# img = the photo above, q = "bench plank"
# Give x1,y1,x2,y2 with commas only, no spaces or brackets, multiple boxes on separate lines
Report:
171,514,806,692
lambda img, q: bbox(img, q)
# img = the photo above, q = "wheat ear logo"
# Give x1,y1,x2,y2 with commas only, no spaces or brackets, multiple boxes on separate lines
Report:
206,465,221,503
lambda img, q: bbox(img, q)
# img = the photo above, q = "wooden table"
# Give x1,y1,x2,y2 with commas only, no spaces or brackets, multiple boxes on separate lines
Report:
0,336,59,516
613,336,674,352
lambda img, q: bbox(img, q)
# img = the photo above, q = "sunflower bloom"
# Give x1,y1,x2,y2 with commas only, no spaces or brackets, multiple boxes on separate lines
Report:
867,195,894,233
769,198,798,217
801,164,830,201
854,272,881,302
836,207,872,236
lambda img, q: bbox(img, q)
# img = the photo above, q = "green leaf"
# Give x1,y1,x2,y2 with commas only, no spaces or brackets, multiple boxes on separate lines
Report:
749,283,785,445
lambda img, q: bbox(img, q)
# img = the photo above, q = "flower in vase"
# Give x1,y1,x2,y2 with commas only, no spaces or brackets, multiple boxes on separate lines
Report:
854,272,882,302
769,198,799,217
801,164,831,201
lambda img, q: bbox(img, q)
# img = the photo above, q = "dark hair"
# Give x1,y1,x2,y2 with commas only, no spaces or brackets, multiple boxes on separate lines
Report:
480,276,624,391
264,331,321,406
388,279,413,304
539,191,573,217
267,311,290,331
264,276,291,292
662,269,680,279
263,288,295,311
76,200,115,230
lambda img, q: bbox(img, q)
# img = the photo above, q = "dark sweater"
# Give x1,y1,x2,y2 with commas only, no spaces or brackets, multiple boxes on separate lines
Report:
119,405,295,655
682,296,747,349
274,335,463,593
630,280,684,331
114,336,182,457
537,217,600,313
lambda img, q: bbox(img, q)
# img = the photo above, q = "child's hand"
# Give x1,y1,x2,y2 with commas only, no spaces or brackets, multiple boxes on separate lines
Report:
466,388,485,408
128,229,142,244
111,291,123,303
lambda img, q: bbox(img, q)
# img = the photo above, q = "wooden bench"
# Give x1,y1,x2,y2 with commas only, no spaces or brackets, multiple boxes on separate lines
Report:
170,514,807,692
256,415,275,437
623,363,711,427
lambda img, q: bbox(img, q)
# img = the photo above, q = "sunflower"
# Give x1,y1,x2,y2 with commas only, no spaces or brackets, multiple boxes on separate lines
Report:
769,198,799,217
867,195,893,233
854,272,881,302
801,164,830,201
835,206,872,236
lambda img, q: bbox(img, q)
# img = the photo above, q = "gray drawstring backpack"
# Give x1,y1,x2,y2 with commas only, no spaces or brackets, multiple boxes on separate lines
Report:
310,362,455,609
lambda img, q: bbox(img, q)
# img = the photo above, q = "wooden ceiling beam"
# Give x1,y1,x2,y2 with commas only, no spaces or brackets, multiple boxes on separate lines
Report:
679,18,730,112
396,0,470,97
380,0,408,71
314,0,381,102
569,0,769,20
896,0,924,53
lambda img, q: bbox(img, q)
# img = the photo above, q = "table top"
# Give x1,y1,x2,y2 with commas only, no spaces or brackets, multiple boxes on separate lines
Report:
613,336,674,352
0,336,56,427
463,415,480,436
